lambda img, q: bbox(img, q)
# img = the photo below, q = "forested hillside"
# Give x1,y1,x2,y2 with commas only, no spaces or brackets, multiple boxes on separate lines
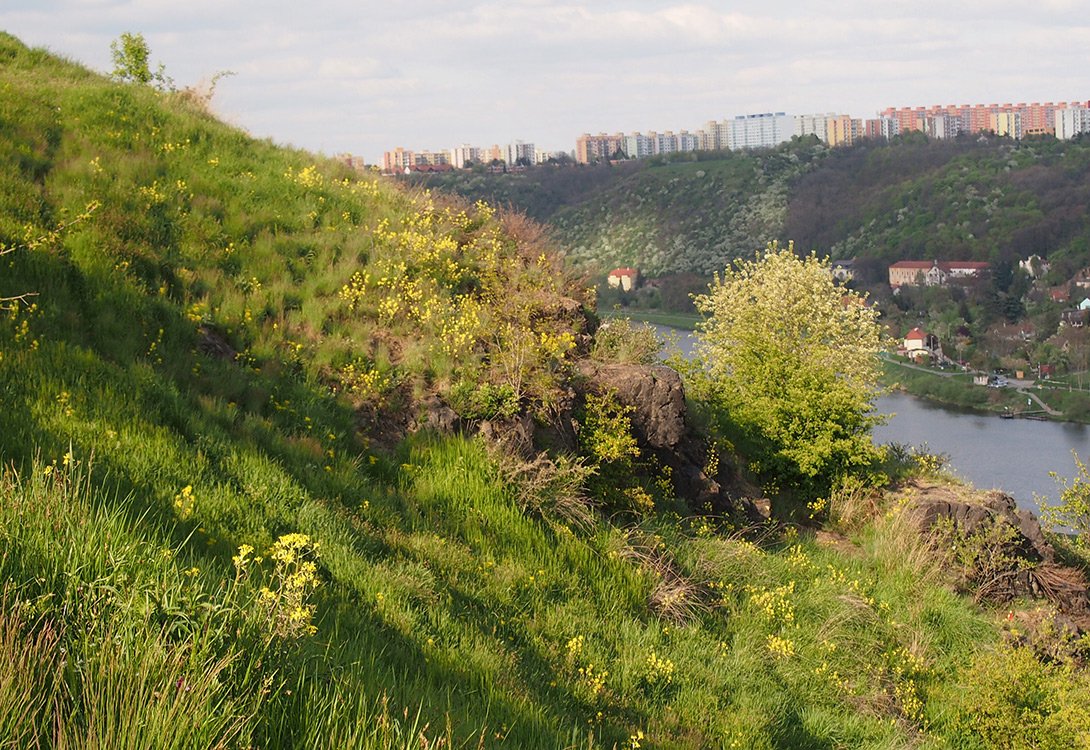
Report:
410,135,1090,283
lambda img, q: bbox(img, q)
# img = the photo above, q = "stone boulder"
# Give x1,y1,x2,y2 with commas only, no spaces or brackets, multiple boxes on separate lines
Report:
575,360,763,523
576,362,686,449
907,485,1090,619
908,489,1054,564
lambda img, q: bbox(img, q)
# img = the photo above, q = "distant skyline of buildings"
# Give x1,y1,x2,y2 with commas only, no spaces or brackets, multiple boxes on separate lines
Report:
376,98,1090,173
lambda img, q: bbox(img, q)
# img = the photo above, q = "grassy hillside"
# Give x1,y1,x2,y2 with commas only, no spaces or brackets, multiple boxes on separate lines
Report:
3,32,1090,749
410,135,1090,283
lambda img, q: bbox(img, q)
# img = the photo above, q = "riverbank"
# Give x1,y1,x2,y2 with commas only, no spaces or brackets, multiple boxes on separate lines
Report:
601,308,701,330
881,355,1090,425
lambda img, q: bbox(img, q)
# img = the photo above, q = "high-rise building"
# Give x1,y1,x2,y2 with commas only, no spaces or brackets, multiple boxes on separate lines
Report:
382,147,414,174
1056,106,1090,139
505,141,536,166
722,112,793,150
415,150,449,167
879,101,1087,139
449,144,482,168
575,132,626,163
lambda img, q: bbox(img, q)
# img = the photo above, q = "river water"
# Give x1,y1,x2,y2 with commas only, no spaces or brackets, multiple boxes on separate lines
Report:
653,324,1090,511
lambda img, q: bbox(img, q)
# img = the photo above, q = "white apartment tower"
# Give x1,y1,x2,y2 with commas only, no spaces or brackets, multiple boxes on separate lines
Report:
1056,106,1090,140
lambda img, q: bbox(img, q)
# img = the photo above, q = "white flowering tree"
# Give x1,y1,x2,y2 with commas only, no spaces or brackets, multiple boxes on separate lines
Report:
694,241,886,498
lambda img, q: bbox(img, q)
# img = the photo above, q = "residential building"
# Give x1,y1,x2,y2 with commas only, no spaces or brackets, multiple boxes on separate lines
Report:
1056,105,1090,139
382,147,414,174
991,111,1022,139
723,112,793,150
607,267,640,292
676,130,701,152
575,132,626,163
449,144,482,169
888,260,989,289
1019,255,1049,279
505,140,535,166
623,133,655,160
831,259,854,282
863,117,898,140
878,101,1088,139
826,115,858,146
415,150,449,167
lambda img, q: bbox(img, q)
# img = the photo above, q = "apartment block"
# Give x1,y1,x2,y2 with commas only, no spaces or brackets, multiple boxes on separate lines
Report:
382,147,414,174
505,140,536,166
1056,106,1090,139
879,101,1088,139
415,150,450,167
449,144,482,169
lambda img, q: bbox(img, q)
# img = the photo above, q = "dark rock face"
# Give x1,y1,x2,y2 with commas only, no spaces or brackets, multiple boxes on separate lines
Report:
413,395,461,435
908,490,1054,564
578,362,687,449
575,360,763,523
198,325,237,361
909,489,1090,621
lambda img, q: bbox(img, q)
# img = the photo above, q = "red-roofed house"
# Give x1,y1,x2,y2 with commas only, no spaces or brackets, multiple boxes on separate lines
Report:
903,327,928,352
902,327,940,362
607,267,640,292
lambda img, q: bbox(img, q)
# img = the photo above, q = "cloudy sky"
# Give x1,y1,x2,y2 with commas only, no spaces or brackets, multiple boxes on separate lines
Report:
3,1,1088,163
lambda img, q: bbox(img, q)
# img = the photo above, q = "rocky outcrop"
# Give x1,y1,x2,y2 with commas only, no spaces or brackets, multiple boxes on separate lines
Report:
575,360,763,522
908,489,1054,564
577,362,687,450
906,483,1090,622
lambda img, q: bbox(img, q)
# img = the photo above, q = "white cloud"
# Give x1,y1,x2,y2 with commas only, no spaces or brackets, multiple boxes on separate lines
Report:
2,1,1087,161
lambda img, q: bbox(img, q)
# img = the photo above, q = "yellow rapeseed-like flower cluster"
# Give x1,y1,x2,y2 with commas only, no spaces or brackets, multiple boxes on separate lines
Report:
766,634,796,659
644,649,675,686
747,581,796,625
173,485,195,520
286,164,324,189
334,361,390,405
257,533,322,639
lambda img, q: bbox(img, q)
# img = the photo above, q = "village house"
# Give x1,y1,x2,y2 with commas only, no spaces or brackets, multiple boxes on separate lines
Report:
606,267,641,292
831,259,855,283
1061,309,1086,327
902,327,940,362
1019,254,1050,279
888,260,990,290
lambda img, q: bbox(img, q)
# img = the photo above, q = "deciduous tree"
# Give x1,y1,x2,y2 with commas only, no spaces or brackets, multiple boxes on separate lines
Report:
694,241,885,498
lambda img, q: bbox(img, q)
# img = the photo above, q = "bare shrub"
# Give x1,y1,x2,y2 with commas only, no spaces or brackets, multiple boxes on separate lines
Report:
614,530,712,624
492,449,597,531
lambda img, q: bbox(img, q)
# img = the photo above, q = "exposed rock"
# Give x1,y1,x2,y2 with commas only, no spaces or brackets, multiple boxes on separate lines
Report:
576,361,686,449
907,489,1053,564
478,413,537,459
905,481,1090,620
575,360,762,524
197,325,237,361
413,394,461,435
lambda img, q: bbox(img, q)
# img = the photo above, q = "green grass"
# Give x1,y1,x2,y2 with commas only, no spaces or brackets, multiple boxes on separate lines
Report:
3,31,1089,749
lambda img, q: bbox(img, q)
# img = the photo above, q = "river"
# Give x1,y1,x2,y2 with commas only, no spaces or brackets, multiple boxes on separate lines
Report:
653,324,1090,511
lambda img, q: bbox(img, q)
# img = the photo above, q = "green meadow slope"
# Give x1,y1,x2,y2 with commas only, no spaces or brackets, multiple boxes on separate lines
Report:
3,32,1090,749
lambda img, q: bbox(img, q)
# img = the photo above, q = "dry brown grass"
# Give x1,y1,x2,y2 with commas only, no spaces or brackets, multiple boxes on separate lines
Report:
613,529,713,624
